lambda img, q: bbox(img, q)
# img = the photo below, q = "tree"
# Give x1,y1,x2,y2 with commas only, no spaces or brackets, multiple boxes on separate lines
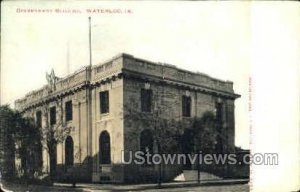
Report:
40,105,70,178
14,115,43,180
124,96,184,185
192,111,225,182
124,89,222,184
0,105,17,178
193,111,219,154
152,114,183,186
0,105,43,180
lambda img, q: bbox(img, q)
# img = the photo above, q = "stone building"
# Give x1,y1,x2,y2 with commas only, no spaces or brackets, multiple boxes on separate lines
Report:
15,53,240,183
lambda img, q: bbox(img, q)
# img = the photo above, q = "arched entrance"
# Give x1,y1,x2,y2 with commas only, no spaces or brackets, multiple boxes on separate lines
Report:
99,131,111,164
181,129,195,169
65,136,74,167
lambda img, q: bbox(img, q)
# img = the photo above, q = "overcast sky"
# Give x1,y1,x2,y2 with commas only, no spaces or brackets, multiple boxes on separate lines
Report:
1,1,263,150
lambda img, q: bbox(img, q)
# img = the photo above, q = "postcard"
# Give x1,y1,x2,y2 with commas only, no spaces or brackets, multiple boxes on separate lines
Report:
0,1,299,192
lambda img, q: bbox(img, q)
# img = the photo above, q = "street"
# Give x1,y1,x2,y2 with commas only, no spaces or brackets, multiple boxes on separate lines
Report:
1,181,249,192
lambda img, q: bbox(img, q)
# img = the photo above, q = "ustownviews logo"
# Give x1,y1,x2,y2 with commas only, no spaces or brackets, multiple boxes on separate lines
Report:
121,151,278,166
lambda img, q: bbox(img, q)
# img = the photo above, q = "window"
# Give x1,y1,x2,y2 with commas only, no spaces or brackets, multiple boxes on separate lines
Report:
141,89,152,112
99,91,109,114
182,95,191,117
215,102,223,124
99,131,111,164
65,136,74,167
215,102,223,153
50,106,56,125
36,111,42,128
65,101,73,121
140,129,154,154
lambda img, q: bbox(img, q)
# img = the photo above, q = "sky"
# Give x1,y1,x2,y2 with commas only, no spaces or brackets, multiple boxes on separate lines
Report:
1,2,250,149
2,1,300,191
0,1,276,152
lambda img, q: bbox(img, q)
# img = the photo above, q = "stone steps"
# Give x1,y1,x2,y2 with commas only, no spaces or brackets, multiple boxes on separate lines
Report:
174,170,222,181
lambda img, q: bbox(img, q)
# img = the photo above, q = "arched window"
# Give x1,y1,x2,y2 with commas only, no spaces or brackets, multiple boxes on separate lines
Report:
65,136,74,167
99,131,111,164
140,129,154,154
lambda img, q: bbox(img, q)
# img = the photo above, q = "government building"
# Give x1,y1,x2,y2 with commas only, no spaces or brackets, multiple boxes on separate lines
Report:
15,53,241,183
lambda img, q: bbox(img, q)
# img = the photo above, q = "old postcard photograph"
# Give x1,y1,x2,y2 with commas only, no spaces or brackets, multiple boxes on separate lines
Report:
0,1,299,192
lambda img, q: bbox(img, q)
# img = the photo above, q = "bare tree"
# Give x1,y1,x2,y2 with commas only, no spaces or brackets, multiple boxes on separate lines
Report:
40,102,71,178
124,94,184,186
193,111,219,153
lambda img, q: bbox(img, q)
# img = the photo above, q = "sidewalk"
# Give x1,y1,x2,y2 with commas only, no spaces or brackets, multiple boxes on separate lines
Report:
55,179,249,192
1,181,83,192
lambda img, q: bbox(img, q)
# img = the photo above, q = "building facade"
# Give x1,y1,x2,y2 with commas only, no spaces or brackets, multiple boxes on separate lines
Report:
15,53,240,183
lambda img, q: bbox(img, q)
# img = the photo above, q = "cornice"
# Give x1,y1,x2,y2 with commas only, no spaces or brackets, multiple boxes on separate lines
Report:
19,73,123,112
122,69,240,100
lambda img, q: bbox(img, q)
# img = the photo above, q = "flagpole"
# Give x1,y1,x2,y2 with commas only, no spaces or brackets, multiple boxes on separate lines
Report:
89,16,92,67
87,16,93,164
67,40,70,75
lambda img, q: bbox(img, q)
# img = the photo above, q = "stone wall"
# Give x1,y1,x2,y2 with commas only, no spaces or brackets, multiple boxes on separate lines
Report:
122,74,236,182
14,53,239,183
122,54,234,93
91,78,124,183
123,77,236,149
18,87,92,181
